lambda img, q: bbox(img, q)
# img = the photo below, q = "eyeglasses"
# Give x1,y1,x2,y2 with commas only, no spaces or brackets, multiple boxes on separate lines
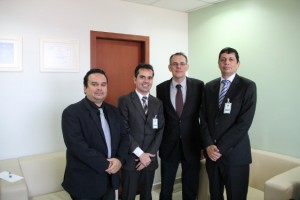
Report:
170,62,187,67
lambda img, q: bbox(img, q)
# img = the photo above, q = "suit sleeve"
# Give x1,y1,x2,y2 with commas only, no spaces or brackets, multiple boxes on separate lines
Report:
200,86,214,149
117,97,140,153
114,108,130,165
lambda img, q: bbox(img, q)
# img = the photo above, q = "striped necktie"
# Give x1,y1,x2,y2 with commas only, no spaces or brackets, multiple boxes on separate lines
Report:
142,96,148,114
219,80,230,108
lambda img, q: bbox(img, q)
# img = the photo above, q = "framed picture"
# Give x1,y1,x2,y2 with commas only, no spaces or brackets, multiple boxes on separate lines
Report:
0,37,22,71
40,38,79,72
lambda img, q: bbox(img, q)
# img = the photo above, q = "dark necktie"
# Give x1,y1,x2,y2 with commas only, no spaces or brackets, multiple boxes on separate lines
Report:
175,84,183,117
219,80,230,108
142,96,148,114
99,108,111,158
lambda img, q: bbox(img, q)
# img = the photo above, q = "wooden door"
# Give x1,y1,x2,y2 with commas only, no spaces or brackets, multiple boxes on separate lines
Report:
91,31,149,106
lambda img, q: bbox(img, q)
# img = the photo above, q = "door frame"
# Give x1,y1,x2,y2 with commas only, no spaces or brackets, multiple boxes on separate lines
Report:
90,31,150,68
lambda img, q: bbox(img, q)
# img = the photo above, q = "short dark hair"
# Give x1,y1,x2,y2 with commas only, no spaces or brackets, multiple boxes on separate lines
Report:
134,63,154,78
169,52,188,64
83,68,108,87
218,47,240,62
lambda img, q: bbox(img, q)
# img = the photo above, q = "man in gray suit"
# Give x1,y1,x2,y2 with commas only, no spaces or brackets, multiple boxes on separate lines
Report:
118,63,165,200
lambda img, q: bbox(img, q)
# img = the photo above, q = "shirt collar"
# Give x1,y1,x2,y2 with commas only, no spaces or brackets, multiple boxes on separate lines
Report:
85,96,104,110
171,77,187,89
135,90,149,100
221,73,236,83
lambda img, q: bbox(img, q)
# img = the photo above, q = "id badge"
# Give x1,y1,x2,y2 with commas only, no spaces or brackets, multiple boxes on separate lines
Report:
153,115,158,129
224,98,232,114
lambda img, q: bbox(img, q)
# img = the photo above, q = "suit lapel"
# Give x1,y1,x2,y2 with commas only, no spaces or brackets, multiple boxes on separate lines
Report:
131,92,147,120
182,78,191,116
147,95,156,118
164,79,177,116
225,74,240,99
83,99,107,145
181,77,196,117
213,78,221,109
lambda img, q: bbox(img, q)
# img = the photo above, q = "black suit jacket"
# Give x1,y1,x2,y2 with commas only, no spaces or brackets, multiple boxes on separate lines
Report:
201,74,257,165
156,77,204,162
61,97,129,198
118,91,164,171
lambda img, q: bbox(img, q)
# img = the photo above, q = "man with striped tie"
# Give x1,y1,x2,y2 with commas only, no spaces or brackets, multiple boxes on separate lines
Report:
118,63,164,200
200,47,257,200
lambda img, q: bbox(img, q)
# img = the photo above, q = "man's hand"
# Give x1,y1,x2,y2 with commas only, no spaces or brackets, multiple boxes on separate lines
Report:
206,145,222,161
139,153,155,167
136,161,146,171
105,158,122,174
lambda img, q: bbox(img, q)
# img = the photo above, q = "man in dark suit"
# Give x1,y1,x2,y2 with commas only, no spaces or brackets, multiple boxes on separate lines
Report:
156,52,204,200
118,64,164,200
61,69,130,200
200,47,257,200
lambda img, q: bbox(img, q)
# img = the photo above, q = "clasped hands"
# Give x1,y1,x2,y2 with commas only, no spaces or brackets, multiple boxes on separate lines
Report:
105,158,121,174
206,145,222,162
135,153,155,171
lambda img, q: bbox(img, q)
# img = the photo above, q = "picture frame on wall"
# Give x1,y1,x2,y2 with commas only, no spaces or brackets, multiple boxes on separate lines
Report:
0,37,22,72
40,38,79,72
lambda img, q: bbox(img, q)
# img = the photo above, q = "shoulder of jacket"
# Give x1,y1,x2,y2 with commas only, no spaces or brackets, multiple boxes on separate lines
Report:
157,79,171,87
187,77,204,85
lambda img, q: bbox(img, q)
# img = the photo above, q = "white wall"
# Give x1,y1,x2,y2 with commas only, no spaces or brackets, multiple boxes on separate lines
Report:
0,0,188,162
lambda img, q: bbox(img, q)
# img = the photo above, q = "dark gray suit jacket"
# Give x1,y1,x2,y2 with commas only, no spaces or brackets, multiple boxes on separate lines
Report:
156,77,204,162
118,91,164,171
200,74,257,165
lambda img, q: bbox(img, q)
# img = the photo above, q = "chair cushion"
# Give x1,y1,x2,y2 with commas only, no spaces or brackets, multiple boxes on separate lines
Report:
30,190,71,200
218,186,264,200
247,187,264,200
19,152,66,197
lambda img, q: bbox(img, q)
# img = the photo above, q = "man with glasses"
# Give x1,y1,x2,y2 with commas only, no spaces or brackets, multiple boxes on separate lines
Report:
156,52,204,200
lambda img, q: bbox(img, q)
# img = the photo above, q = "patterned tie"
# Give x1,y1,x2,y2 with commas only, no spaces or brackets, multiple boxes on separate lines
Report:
99,108,111,158
175,84,183,117
219,80,230,108
142,96,148,114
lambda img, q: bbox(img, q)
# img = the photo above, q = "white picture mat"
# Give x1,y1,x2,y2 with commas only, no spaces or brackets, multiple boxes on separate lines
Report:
0,37,22,71
40,38,79,72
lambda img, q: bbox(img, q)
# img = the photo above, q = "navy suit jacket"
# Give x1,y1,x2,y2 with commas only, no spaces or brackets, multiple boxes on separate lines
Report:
118,91,164,171
61,97,129,198
156,77,204,162
201,74,257,166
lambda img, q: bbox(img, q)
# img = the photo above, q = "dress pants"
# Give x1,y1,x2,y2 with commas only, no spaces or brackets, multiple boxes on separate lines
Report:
121,169,155,200
206,160,249,200
159,153,200,200
70,186,115,200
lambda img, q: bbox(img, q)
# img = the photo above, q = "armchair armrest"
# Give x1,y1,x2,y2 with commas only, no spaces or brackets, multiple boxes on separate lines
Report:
0,158,28,200
264,166,300,200
198,159,209,200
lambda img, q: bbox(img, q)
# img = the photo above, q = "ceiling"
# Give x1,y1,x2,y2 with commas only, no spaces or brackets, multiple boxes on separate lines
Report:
121,0,226,13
